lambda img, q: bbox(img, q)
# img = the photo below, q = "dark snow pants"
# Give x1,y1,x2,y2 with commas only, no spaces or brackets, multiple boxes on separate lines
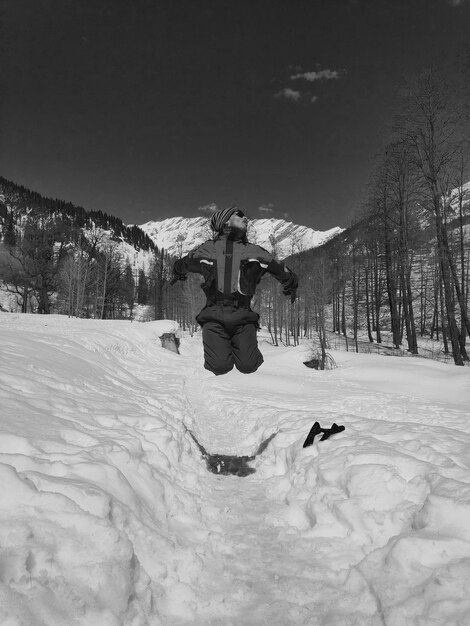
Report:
196,303,264,375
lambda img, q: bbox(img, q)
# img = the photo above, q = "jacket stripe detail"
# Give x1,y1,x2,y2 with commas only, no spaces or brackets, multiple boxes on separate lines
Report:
199,259,214,265
247,258,269,268
223,237,234,295
230,242,244,293
237,271,247,296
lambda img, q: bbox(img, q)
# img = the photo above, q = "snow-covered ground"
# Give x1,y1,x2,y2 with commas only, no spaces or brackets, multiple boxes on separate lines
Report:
1,313,470,626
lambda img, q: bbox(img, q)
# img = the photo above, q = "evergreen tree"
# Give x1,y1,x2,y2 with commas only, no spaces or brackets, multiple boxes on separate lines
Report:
137,269,149,305
1,216,69,313
4,212,17,247
0,176,156,253
122,263,136,315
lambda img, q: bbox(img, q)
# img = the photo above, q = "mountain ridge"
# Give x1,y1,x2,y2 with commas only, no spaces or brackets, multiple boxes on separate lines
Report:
139,216,344,259
0,176,345,264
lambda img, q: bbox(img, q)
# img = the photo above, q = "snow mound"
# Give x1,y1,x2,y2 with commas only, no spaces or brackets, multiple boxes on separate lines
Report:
0,315,201,625
1,314,470,625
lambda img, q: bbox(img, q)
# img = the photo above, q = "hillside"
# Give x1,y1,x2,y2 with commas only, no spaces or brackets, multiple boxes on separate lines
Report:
0,177,155,254
1,177,344,264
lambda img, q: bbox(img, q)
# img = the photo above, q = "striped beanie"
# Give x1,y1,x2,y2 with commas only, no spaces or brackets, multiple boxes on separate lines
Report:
210,205,244,233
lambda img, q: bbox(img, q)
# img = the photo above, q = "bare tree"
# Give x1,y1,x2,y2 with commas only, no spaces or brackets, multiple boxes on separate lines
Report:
59,247,92,317
0,243,33,312
310,250,333,368
96,242,122,319
394,70,469,363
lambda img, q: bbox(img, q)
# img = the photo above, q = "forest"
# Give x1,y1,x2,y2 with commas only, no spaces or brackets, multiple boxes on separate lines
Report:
1,71,469,365
161,71,470,367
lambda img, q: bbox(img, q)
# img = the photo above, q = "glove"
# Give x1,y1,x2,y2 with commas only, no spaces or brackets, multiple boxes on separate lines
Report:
282,272,298,303
170,273,187,286
303,422,345,448
283,287,297,303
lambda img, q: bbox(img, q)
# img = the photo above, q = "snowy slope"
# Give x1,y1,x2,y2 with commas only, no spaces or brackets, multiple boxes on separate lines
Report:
1,313,470,625
87,227,154,272
450,180,470,207
139,216,343,259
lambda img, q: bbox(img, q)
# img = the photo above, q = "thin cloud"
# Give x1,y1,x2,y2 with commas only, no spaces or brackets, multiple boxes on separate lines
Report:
258,204,274,214
197,203,217,215
291,69,340,81
274,88,301,102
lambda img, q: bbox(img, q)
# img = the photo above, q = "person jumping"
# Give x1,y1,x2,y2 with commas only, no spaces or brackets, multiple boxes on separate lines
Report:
171,206,298,375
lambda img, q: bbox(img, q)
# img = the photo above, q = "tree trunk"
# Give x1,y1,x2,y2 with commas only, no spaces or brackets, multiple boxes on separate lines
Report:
432,190,463,365
365,262,374,342
384,210,400,347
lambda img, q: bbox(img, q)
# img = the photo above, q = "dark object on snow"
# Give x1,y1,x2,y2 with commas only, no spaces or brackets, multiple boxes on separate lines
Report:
186,428,277,477
303,422,345,448
303,358,320,369
205,453,256,477
303,353,337,371
160,333,180,354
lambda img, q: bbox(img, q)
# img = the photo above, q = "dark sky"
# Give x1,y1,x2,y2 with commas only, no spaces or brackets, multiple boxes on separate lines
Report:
1,0,469,230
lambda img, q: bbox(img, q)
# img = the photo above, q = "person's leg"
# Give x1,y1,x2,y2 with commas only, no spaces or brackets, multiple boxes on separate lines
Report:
231,323,264,374
202,320,234,375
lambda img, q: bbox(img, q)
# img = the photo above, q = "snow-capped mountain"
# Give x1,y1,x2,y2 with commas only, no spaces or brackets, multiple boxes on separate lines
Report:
140,216,344,259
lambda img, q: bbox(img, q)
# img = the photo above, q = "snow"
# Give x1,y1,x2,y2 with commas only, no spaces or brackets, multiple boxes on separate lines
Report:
1,313,470,625
81,226,154,274
138,216,344,259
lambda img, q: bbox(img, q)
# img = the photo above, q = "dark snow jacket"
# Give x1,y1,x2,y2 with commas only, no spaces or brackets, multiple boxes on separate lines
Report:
172,234,298,308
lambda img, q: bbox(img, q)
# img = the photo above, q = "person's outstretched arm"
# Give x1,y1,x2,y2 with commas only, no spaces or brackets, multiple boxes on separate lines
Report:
170,241,214,284
249,245,298,302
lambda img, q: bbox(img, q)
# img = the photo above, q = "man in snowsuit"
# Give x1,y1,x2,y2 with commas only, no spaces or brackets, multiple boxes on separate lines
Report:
171,206,298,375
